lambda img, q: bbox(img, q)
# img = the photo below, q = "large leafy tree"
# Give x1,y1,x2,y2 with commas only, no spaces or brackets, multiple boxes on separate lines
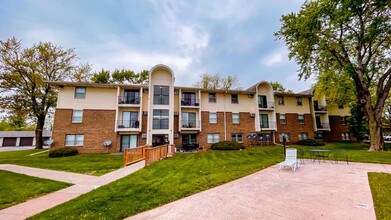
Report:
91,69,149,84
270,81,293,93
193,73,241,90
0,38,90,149
276,0,391,151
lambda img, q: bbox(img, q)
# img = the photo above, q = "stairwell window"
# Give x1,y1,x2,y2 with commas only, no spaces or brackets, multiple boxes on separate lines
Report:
66,134,84,146
280,114,286,124
298,114,304,124
153,109,169,129
209,112,217,124
207,133,220,143
232,113,239,124
341,116,347,125
72,110,83,123
75,87,86,99
153,85,169,105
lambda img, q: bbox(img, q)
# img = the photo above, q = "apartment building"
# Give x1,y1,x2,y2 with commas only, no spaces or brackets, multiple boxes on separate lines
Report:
48,64,353,153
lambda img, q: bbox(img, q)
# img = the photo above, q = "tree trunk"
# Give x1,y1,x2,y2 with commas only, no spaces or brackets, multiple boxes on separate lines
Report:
35,115,45,149
366,107,386,151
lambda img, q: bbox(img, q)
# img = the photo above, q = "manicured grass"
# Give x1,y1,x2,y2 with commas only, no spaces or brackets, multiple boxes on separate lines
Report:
290,142,391,164
0,150,123,176
368,172,391,220
30,147,284,219
0,170,71,209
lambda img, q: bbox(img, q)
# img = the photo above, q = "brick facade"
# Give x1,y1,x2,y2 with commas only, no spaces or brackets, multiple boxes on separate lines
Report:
275,113,314,144
52,109,119,153
324,116,356,142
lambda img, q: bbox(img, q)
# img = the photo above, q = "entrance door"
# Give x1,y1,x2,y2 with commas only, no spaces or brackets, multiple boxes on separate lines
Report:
152,134,168,147
124,89,140,104
182,112,196,128
122,111,138,128
121,135,137,152
260,114,269,128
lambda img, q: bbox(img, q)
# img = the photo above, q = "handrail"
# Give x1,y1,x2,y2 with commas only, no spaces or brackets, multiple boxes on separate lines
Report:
124,144,175,167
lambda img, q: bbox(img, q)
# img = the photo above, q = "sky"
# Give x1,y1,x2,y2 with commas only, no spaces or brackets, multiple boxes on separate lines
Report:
0,0,315,92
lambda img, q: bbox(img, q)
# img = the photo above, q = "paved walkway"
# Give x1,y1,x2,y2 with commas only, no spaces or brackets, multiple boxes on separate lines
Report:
129,161,391,220
0,161,145,220
0,146,49,152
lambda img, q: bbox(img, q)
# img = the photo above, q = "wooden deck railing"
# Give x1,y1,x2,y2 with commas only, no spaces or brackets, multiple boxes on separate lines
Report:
124,144,175,167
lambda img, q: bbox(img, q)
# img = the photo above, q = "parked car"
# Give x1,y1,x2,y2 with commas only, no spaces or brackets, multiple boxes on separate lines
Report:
383,134,391,141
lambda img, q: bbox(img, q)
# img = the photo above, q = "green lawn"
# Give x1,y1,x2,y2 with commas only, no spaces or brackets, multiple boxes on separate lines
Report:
368,172,391,220
0,170,71,209
30,147,284,219
0,150,123,176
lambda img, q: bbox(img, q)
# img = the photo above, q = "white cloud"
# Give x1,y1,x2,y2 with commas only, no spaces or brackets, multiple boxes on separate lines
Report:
261,48,289,67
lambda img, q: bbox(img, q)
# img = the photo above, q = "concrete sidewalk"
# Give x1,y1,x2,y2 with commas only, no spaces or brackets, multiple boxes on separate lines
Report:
129,161,391,220
0,161,145,220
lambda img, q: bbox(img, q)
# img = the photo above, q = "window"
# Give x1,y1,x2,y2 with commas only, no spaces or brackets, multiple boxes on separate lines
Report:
208,93,216,103
207,133,220,143
280,114,286,124
296,97,303,106
232,113,239,124
182,92,198,106
75,87,86,99
65,134,84,146
338,104,344,109
260,114,269,128
231,133,243,143
122,89,140,104
341,116,347,125
121,111,139,128
153,85,169,105
72,110,83,123
209,112,217,124
279,132,290,142
231,94,238,104
298,132,308,140
341,133,350,140
314,132,324,140
153,109,169,129
258,95,267,108
121,135,137,151
182,112,196,128
277,96,284,105
298,114,304,124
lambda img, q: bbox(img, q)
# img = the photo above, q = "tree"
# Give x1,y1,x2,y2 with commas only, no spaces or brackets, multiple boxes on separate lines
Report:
349,102,368,142
270,81,293,93
91,69,111,83
193,73,241,90
0,38,90,149
91,69,149,84
276,0,391,151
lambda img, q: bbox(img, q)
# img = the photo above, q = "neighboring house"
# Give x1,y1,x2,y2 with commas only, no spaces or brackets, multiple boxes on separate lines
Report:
0,131,52,147
47,64,354,153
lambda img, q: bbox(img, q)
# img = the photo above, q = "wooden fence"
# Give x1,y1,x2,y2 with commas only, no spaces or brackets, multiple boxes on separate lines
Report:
124,144,175,167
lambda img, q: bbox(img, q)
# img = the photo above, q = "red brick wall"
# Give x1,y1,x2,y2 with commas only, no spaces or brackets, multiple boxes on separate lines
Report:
52,109,119,153
324,116,356,142
276,113,314,144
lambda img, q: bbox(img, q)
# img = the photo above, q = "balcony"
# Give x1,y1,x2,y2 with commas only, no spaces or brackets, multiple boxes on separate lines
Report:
117,120,140,129
316,123,330,130
181,120,200,129
259,121,277,130
118,96,141,105
258,102,275,110
314,104,327,112
181,98,200,107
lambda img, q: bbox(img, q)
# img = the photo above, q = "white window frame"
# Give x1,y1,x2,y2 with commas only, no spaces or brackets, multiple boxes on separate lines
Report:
75,87,86,99
280,114,286,124
279,132,290,142
72,110,83,123
342,133,350,140
298,114,304,124
231,133,243,143
232,113,239,124
298,132,308,141
208,93,216,103
209,112,217,124
231,94,239,104
65,134,84,146
207,133,220,143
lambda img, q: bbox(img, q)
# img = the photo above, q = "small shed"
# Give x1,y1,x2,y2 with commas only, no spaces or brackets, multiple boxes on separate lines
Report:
0,131,52,147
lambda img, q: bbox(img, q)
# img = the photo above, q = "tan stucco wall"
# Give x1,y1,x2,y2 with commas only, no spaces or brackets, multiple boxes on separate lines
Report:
274,96,311,114
327,105,351,116
57,87,117,110
200,93,256,113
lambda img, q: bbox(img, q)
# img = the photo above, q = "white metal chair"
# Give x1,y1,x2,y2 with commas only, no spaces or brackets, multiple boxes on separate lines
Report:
278,148,298,171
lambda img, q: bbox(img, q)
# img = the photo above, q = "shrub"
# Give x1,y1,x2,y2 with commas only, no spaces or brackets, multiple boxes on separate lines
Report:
211,141,244,150
297,139,325,146
49,147,79,158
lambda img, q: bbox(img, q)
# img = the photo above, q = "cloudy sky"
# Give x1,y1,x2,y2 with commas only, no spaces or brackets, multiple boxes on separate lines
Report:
0,0,314,92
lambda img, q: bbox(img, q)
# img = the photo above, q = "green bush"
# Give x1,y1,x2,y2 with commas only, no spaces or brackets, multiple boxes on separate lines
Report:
211,141,244,150
297,139,325,146
49,147,79,158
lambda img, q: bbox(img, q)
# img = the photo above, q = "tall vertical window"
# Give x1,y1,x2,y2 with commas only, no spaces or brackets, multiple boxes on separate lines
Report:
121,111,139,128
279,132,290,142
65,134,84,146
209,112,217,123
341,116,347,125
232,113,239,124
208,93,216,103
231,94,239,104
182,112,197,128
121,135,138,151
296,97,303,106
298,114,304,124
231,133,243,143
75,87,86,99
72,110,83,123
258,95,267,108
260,114,269,128
153,109,169,129
207,133,220,143
277,96,284,105
153,85,169,105
280,114,286,124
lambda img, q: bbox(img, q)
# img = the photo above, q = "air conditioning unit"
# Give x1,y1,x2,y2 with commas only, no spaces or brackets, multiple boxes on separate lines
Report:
142,111,148,116
250,113,255,118
141,133,147,139
174,112,179,116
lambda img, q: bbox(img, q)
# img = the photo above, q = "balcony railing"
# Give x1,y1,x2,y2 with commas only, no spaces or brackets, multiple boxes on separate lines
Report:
316,123,330,129
181,98,200,107
258,102,275,109
117,120,140,129
260,121,277,129
118,96,141,105
181,120,200,129
314,105,327,111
